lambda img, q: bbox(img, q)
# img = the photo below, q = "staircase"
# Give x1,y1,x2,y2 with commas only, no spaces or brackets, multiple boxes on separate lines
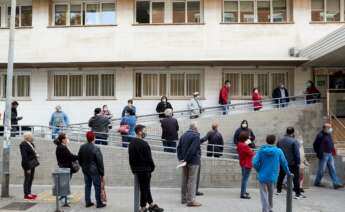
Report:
330,116,345,156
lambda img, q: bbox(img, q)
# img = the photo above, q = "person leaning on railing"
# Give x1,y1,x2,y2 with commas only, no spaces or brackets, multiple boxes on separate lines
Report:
304,80,321,104
272,82,289,108
200,122,224,158
49,105,69,139
156,96,173,119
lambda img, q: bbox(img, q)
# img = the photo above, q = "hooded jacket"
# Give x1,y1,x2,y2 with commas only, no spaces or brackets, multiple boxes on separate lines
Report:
253,144,291,183
233,122,256,145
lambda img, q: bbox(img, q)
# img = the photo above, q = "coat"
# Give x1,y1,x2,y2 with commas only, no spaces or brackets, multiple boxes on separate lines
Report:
305,86,321,103
88,115,111,136
128,137,155,173
177,130,201,165
252,92,263,110
237,142,255,169
49,111,69,128
272,87,289,104
201,129,224,157
188,98,202,117
78,143,104,176
277,136,301,166
233,127,256,145
20,141,40,171
121,115,137,137
313,131,335,159
156,102,173,118
161,117,179,141
121,105,136,117
219,85,229,105
56,144,78,171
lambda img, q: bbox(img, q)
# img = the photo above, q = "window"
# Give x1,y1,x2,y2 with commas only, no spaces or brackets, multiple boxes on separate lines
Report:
173,0,201,23
223,0,290,23
1,74,31,98
173,1,186,23
135,71,203,98
311,0,344,22
50,71,116,99
152,2,165,23
187,1,201,23
135,1,164,24
52,1,116,26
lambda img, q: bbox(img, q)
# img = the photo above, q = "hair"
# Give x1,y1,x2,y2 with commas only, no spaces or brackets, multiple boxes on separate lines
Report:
241,120,248,127
54,133,67,145
56,105,62,111
225,80,230,84
102,105,108,109
189,122,198,131
12,101,19,106
164,108,173,117
161,96,168,101
252,87,259,93
266,135,276,145
239,131,249,143
211,122,218,130
126,108,135,116
23,132,32,141
323,123,331,130
286,127,295,136
94,108,102,115
135,124,146,135
128,99,133,104
86,131,95,143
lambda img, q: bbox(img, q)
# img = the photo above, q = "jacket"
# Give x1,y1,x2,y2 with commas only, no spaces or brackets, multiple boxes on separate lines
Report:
305,86,321,102
188,98,202,117
219,85,229,105
156,102,173,118
78,143,104,176
121,105,136,117
128,137,155,173
49,111,69,128
277,136,301,166
272,87,289,104
56,144,78,171
161,117,179,141
88,115,111,136
237,142,255,169
233,127,256,145
11,107,19,125
201,129,224,157
252,92,263,110
20,141,40,170
121,115,137,136
253,144,291,183
177,130,201,165
313,131,334,159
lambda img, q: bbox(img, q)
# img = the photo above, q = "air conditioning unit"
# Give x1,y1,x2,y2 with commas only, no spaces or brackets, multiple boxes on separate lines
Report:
289,48,299,57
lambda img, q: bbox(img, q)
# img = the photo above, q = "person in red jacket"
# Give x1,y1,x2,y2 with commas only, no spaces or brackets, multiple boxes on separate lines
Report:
252,88,263,111
237,131,255,199
219,80,231,115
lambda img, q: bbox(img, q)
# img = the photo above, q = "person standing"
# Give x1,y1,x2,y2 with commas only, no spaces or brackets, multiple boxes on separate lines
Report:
101,105,113,119
200,122,224,158
188,92,203,119
160,109,179,153
49,105,70,139
156,96,173,119
313,123,344,189
177,123,202,207
78,131,106,208
276,127,304,199
120,108,137,148
128,124,164,212
88,108,112,145
296,133,309,193
219,80,231,115
253,135,291,212
122,99,136,117
237,131,255,199
233,120,256,148
20,132,39,200
252,88,263,111
272,82,289,108
10,101,23,137
304,80,321,104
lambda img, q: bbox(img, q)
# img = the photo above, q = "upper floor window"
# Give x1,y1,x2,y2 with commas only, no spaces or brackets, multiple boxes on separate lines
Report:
134,0,202,24
52,0,116,26
223,0,291,23
0,1,32,28
311,0,344,22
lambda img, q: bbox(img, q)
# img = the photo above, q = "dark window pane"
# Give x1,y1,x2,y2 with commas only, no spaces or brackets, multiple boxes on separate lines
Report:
273,0,287,22
173,2,186,23
136,1,150,23
327,0,340,21
187,1,200,23
55,5,68,25
21,6,32,26
70,4,82,25
240,1,254,23
311,0,324,21
224,1,238,22
258,1,270,22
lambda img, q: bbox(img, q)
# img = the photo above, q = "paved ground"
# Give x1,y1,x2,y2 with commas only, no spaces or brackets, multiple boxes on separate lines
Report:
0,185,344,212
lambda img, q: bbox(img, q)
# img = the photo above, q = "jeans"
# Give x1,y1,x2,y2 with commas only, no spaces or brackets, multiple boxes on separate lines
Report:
52,127,62,139
23,168,35,195
162,140,177,153
241,168,251,196
277,165,300,196
222,104,229,115
259,183,274,212
84,173,102,207
314,153,342,187
95,134,108,145
136,172,153,208
181,164,199,204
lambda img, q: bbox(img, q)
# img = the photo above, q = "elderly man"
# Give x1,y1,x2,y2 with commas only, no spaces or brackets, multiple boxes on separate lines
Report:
160,109,179,153
201,122,224,158
177,122,202,207
188,92,203,119
313,123,344,189
49,105,70,139
20,132,40,200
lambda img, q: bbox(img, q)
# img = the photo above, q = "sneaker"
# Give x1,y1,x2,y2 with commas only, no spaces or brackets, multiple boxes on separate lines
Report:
27,194,37,200
85,202,94,208
148,204,164,212
299,194,307,198
96,203,107,208
196,191,204,196
300,188,305,193
30,194,37,198
294,196,301,200
187,201,202,207
24,195,35,200
240,195,251,199
275,191,282,196
334,184,344,190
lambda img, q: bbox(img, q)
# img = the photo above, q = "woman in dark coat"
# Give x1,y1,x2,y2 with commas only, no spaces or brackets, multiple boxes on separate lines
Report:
233,120,256,148
156,96,173,118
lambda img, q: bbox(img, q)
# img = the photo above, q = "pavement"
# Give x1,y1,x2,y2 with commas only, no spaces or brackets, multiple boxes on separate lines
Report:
0,185,344,212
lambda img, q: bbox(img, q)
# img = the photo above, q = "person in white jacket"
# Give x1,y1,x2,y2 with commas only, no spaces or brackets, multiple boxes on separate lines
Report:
188,92,203,119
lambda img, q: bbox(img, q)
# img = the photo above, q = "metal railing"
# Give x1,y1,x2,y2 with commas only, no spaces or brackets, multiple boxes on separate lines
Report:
329,112,345,143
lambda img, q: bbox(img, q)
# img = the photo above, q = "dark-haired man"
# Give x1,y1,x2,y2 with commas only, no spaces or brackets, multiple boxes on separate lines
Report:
88,108,111,145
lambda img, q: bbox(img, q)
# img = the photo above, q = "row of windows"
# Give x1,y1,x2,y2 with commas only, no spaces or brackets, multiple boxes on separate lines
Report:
2,70,292,100
0,0,344,28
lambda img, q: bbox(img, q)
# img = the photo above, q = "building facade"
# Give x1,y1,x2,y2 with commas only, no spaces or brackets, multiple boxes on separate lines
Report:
0,0,344,125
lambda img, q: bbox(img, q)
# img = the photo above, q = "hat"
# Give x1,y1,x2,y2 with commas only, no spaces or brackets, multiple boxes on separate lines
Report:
86,131,95,143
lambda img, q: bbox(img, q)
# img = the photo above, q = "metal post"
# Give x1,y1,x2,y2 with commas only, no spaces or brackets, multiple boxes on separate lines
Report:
55,174,62,212
134,175,140,212
286,174,293,212
1,0,16,198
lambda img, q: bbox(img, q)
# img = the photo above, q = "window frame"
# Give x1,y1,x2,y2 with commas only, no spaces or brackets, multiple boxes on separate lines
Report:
2,1,32,28
134,0,166,24
311,0,345,22
0,70,32,100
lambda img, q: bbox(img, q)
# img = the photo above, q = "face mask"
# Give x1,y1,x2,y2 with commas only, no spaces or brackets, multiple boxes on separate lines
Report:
280,85,284,88
142,132,147,139
242,124,248,128
162,99,167,102
307,83,311,88
327,128,333,134
254,90,259,94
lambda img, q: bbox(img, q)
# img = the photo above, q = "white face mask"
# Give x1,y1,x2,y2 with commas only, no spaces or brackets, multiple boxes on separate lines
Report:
327,128,333,134
254,90,259,94
242,124,248,128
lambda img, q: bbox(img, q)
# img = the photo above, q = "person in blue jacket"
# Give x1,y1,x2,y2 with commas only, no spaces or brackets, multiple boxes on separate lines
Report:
121,108,137,148
253,134,291,212
49,105,69,139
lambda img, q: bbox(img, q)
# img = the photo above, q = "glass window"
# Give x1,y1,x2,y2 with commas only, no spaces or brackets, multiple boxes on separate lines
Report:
273,0,287,22
7,6,19,27
241,73,254,96
152,2,165,23
86,74,99,96
186,73,200,96
86,4,99,25
54,75,68,96
101,3,116,24
143,74,158,96
224,1,238,22
173,1,186,23
257,73,269,96
240,1,254,23
327,0,340,21
2,75,15,98
135,73,142,97
223,73,240,96
187,1,201,23
101,74,115,96
170,73,185,96
21,6,32,27
55,4,68,25
136,1,150,23
70,4,82,26
16,75,30,97
258,1,270,22
271,73,286,90
69,75,83,96
311,0,325,21
159,74,167,96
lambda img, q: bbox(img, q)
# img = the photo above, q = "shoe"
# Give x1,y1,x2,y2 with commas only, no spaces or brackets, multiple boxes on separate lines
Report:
96,203,106,208
148,204,164,212
275,191,282,196
30,194,37,198
240,195,251,199
300,188,305,193
27,194,37,200
187,201,202,207
140,208,148,212
86,203,94,208
196,191,204,196
24,195,35,200
334,184,344,190
294,196,301,200
295,194,307,199
181,200,187,204
314,183,324,187
245,192,250,196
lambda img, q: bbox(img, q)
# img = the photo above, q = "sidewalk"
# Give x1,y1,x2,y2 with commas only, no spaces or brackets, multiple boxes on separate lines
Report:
0,185,344,212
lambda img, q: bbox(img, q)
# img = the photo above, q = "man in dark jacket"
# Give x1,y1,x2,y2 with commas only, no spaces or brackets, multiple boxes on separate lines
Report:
160,109,179,153
128,124,164,212
313,123,344,189
20,132,39,200
272,82,289,108
78,131,106,208
156,96,173,118
10,101,23,137
276,127,303,199
88,108,111,145
121,99,136,117
233,120,256,148
177,122,202,207
201,122,224,158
